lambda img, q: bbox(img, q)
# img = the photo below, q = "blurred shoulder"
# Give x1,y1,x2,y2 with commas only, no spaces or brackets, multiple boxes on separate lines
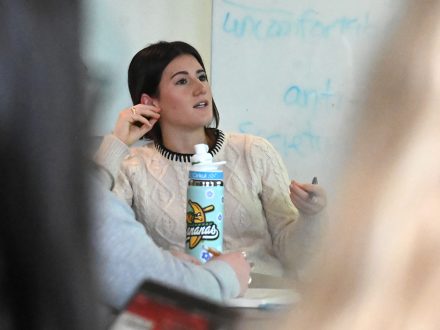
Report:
225,132,271,149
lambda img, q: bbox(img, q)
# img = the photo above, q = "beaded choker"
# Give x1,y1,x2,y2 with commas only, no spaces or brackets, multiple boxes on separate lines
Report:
154,129,225,163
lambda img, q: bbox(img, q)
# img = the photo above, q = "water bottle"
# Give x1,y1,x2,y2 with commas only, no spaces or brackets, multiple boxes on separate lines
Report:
185,144,226,263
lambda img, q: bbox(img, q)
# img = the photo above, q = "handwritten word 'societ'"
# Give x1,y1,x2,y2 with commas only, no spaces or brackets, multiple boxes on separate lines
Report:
239,121,322,157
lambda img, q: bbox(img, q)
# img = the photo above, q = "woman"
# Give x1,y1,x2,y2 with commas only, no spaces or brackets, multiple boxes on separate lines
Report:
95,41,326,277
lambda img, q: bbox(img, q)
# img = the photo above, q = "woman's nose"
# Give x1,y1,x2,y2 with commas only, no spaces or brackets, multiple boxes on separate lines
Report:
193,79,207,96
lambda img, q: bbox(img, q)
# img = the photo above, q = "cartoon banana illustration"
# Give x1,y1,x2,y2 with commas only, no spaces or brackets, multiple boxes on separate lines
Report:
186,200,214,249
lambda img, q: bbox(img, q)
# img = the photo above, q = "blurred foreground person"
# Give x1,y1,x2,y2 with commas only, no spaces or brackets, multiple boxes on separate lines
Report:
0,1,101,329
282,0,440,328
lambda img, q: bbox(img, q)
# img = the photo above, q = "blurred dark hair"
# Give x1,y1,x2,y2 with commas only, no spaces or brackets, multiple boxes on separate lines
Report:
0,1,100,329
127,41,220,142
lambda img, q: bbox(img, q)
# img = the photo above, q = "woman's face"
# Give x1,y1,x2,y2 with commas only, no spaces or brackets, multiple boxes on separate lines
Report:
153,54,213,132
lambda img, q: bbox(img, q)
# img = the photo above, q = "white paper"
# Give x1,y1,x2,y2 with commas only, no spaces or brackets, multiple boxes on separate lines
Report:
224,288,300,309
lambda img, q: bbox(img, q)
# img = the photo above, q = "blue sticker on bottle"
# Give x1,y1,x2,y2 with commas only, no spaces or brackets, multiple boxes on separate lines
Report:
185,185,224,263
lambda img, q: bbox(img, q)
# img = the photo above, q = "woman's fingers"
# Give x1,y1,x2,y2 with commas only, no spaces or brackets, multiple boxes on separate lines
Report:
290,181,310,199
130,105,160,125
132,105,160,118
114,104,161,145
290,181,326,215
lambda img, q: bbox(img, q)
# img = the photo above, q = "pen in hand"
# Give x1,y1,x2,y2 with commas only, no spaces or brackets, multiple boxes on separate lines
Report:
204,246,248,261
204,246,222,257
204,246,254,281
309,176,318,199
203,245,254,268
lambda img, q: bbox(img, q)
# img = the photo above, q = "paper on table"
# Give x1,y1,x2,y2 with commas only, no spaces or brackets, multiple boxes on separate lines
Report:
223,288,300,309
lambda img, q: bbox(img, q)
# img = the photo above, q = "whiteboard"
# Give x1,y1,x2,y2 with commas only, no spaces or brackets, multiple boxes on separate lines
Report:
211,0,405,193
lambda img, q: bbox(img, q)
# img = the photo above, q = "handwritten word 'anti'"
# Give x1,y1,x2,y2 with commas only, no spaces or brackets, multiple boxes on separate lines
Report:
284,79,340,111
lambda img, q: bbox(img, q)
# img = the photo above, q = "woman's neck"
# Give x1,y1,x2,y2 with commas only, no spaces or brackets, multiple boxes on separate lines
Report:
160,127,213,154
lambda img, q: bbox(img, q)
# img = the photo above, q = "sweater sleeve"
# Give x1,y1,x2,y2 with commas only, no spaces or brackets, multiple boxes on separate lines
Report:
93,134,130,190
91,178,240,310
93,134,137,207
248,136,300,273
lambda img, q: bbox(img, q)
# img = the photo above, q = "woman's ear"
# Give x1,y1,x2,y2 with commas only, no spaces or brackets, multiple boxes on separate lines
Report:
140,93,158,106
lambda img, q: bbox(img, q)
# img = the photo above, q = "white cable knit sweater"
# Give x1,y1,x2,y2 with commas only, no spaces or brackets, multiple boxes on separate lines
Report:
95,129,301,276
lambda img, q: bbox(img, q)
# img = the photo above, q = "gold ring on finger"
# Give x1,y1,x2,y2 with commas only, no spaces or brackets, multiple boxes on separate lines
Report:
131,106,137,115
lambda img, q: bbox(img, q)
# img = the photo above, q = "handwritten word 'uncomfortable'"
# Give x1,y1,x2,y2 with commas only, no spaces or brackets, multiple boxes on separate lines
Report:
222,8,371,40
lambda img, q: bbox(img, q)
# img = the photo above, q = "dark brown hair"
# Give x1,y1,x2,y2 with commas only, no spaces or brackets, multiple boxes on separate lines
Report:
128,41,220,142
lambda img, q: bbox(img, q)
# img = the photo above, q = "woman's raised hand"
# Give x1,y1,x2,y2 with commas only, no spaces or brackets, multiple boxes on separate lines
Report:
113,104,161,146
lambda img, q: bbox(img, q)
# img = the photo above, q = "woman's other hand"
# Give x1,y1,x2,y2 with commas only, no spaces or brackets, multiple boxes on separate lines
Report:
290,180,327,215
113,104,161,145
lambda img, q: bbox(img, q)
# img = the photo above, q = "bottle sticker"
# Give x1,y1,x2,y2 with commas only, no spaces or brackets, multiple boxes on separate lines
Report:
186,201,218,249
186,185,224,263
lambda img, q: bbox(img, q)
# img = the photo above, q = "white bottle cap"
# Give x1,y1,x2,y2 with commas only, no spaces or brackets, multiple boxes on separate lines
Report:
191,144,212,164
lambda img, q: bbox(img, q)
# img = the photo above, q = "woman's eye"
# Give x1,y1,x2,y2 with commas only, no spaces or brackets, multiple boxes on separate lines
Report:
176,78,187,85
198,73,208,81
